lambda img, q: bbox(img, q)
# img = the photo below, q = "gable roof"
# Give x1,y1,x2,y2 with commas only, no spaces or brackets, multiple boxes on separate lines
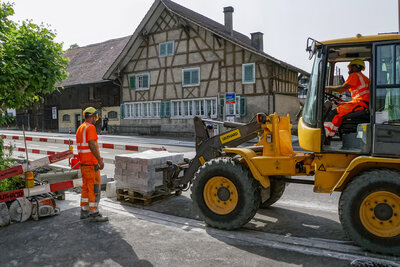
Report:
104,0,309,80
59,36,130,87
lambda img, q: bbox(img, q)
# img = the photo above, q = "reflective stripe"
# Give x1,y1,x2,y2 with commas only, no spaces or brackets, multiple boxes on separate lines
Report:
350,73,369,100
324,122,338,131
352,89,369,99
78,142,89,146
82,124,91,144
81,198,89,203
89,202,98,207
78,149,92,153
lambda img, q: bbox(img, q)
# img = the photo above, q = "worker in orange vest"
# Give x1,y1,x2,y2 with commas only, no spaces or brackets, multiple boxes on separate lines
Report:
324,59,370,139
76,107,108,222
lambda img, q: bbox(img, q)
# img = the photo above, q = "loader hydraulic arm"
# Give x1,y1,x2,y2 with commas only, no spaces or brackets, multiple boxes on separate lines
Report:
172,116,263,188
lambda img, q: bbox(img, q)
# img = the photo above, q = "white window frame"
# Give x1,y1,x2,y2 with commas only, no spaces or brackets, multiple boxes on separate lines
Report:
171,97,217,118
242,63,255,84
182,68,200,87
159,41,174,57
136,73,150,90
124,101,161,119
226,96,241,117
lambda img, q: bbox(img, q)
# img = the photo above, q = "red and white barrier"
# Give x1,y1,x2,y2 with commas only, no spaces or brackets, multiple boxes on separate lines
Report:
1,134,166,152
0,150,73,181
0,178,82,203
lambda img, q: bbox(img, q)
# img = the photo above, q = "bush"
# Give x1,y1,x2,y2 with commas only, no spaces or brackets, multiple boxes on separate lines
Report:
0,138,24,192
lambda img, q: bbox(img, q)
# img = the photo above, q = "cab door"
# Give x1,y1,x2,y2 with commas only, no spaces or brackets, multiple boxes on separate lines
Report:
372,42,400,156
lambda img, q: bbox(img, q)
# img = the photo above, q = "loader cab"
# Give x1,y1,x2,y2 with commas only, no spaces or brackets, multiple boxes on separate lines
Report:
299,34,400,156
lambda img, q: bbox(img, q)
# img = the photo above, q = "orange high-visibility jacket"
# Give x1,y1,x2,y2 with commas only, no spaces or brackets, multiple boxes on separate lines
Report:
76,122,99,165
344,72,370,103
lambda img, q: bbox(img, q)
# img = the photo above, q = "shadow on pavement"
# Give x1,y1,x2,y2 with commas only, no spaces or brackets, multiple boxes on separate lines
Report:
0,207,152,267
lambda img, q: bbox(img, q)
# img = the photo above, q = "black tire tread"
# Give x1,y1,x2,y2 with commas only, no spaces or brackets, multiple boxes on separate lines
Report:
259,177,287,209
191,157,260,230
338,168,400,255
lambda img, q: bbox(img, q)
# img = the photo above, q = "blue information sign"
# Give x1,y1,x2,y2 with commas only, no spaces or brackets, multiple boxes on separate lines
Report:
225,93,236,104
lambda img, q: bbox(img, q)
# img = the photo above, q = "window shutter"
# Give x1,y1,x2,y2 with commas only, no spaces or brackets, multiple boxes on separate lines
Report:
129,76,136,90
192,69,199,84
183,71,191,85
143,74,149,88
218,98,224,117
240,97,247,117
160,102,165,117
160,101,171,118
167,41,174,55
159,43,166,57
165,101,171,117
120,103,125,119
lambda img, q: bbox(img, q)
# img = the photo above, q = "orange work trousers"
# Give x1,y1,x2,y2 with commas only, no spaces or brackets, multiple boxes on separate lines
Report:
324,100,368,138
80,165,101,213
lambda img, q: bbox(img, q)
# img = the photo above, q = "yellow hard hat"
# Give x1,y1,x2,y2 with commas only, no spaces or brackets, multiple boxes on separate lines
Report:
348,59,365,71
83,107,99,121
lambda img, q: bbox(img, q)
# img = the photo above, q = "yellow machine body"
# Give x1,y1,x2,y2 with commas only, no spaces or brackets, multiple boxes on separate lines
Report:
222,113,400,194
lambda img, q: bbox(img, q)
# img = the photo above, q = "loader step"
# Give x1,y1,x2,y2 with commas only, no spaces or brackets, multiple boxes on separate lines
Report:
116,188,181,206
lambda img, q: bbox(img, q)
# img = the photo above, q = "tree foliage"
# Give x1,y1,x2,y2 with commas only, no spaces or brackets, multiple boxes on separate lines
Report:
0,2,68,114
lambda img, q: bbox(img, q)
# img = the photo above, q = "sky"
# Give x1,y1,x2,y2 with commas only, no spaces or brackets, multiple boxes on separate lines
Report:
9,0,399,72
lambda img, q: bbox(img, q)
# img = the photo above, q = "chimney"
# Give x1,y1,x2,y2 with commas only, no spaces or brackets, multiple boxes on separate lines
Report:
251,32,264,52
223,6,234,36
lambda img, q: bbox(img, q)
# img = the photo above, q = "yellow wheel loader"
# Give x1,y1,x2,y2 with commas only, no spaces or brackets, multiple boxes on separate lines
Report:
159,34,400,255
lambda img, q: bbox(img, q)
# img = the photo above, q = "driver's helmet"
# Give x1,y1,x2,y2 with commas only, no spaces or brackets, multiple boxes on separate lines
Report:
348,59,365,71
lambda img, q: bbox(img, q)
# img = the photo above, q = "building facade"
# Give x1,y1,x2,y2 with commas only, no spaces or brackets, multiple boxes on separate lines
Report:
105,0,308,136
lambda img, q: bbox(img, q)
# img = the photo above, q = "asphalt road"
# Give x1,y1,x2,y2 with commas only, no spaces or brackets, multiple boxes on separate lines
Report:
0,130,399,266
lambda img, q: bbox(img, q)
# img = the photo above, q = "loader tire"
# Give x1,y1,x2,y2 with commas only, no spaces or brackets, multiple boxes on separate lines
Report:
259,177,286,209
338,169,400,255
191,157,260,230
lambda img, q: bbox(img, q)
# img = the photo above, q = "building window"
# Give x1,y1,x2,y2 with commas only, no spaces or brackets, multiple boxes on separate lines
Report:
242,63,255,84
224,96,246,117
171,98,217,118
124,101,160,118
108,111,118,119
159,41,174,57
62,114,70,122
129,73,150,90
182,68,200,87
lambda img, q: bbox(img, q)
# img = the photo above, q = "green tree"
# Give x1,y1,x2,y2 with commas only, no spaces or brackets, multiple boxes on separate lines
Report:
0,2,68,115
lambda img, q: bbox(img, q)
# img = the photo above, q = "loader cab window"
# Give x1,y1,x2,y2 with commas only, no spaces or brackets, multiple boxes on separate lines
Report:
302,50,324,127
322,44,372,153
375,44,400,124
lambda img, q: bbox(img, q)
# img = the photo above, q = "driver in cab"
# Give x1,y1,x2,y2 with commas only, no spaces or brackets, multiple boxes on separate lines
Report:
324,59,370,139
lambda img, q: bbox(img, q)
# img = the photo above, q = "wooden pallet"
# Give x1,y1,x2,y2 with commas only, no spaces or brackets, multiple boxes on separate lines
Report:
116,188,180,206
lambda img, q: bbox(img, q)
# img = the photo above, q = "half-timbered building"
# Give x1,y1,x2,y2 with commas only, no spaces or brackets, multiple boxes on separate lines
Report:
105,0,308,136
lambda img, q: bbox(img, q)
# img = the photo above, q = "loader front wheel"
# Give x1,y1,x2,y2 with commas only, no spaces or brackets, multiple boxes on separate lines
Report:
191,158,260,230
339,169,400,255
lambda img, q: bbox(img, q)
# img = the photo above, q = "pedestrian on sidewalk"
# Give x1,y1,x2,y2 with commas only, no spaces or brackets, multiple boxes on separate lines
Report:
76,107,108,222
101,115,109,134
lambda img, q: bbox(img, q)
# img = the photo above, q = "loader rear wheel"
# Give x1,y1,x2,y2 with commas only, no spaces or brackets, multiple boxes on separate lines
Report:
339,169,400,255
259,177,287,209
191,158,260,230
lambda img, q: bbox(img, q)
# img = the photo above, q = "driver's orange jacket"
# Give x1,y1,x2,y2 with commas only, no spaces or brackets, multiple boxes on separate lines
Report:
343,72,370,105
76,122,99,165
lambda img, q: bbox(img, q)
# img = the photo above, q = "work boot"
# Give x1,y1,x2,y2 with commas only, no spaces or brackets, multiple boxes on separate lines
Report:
88,212,109,222
80,210,89,219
